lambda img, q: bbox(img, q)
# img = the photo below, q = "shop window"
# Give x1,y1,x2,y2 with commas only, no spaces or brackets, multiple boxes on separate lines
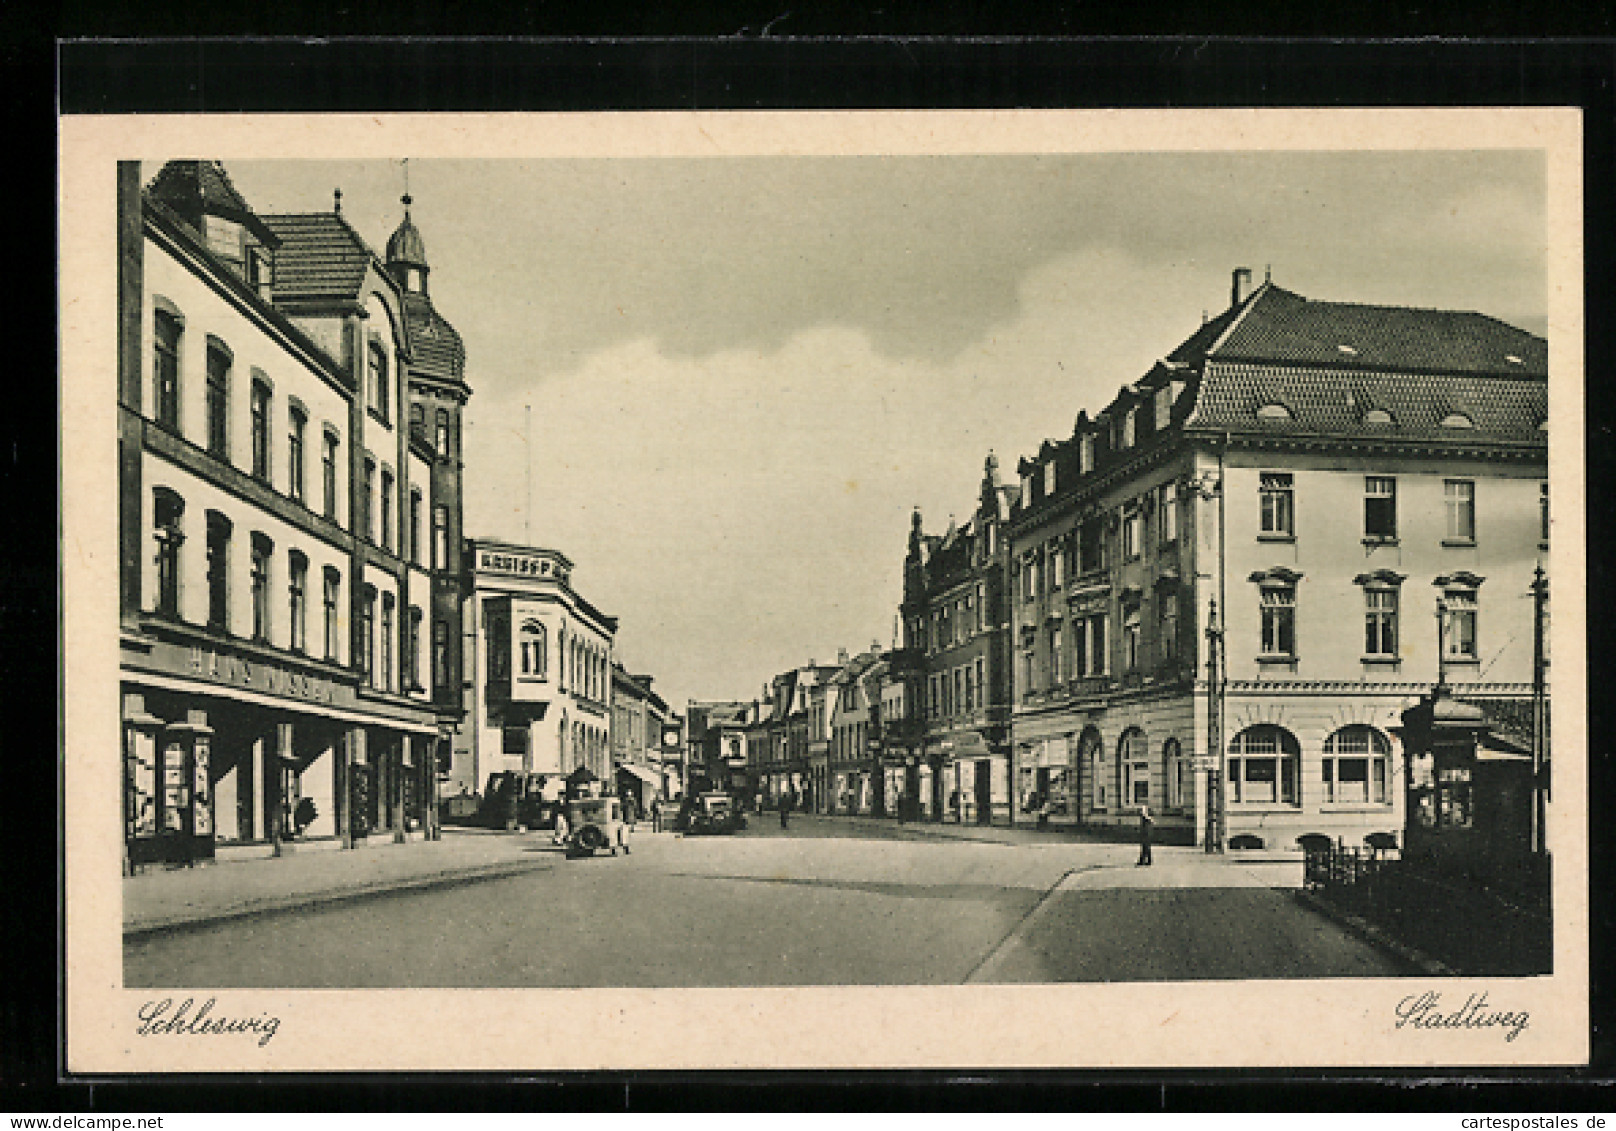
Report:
288,406,306,503
1164,737,1187,808
1081,730,1105,810
1436,766,1472,827
323,567,341,661
205,341,230,458
1444,479,1476,543
205,511,231,632
1260,472,1294,538
152,487,185,618
153,308,182,432
287,550,308,654
1227,725,1300,805
1364,476,1397,542
249,378,271,481
1120,728,1149,806
1323,725,1390,804
249,532,273,643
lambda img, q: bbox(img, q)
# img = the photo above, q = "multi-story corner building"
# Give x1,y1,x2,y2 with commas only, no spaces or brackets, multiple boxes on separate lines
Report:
901,455,1018,825
118,160,468,868
454,539,616,799
806,678,832,813
1005,269,1548,849
685,699,749,793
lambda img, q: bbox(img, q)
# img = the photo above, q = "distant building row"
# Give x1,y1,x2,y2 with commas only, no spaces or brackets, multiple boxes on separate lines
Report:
694,269,1550,850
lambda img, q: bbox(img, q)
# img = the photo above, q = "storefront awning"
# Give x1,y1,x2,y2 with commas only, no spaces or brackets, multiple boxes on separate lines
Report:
616,763,662,788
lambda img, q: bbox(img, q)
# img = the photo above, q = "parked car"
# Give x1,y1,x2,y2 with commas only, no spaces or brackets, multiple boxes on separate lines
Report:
682,791,746,835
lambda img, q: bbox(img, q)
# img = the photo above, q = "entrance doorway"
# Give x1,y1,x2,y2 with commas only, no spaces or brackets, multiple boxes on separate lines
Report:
974,760,992,825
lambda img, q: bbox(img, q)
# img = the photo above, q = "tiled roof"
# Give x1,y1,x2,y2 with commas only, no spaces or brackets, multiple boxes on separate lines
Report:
1212,286,1546,377
147,160,256,221
260,213,377,304
402,292,466,379
1186,362,1547,443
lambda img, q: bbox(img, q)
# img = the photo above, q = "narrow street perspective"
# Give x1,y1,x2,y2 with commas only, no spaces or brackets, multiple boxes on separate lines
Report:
125,818,1409,987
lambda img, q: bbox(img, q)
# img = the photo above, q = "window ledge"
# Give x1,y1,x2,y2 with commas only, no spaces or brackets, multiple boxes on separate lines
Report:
1444,658,1481,668
1256,533,1295,543
1256,654,1298,664
1440,538,1476,548
1320,804,1394,812
1360,655,1401,666
1228,804,1303,812
1362,537,1399,547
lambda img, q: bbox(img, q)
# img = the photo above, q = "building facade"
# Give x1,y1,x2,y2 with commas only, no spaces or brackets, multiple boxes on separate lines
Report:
118,160,468,869
685,700,749,794
902,455,1018,825
453,539,617,799
1004,270,1548,849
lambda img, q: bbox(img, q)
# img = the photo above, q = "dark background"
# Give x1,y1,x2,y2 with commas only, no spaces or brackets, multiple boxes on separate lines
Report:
15,30,1616,1111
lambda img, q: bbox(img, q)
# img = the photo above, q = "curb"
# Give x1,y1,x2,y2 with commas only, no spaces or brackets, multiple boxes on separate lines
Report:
123,857,555,941
1293,888,1456,977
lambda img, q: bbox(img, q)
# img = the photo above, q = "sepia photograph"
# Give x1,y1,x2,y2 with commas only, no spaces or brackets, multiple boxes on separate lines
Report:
60,109,1587,1071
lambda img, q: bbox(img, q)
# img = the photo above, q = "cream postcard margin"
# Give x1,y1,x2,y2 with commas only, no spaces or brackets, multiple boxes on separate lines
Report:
61,109,1588,1072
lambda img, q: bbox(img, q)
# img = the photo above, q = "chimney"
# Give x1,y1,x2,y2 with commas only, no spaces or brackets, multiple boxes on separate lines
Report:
1231,267,1254,308
837,647,849,665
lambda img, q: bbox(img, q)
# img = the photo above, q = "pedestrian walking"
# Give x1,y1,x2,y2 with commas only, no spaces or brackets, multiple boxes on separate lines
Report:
1136,803,1153,866
779,790,792,830
650,796,663,834
552,805,570,847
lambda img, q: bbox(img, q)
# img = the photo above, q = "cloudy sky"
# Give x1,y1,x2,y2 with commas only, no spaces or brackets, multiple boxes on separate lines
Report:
226,150,1546,710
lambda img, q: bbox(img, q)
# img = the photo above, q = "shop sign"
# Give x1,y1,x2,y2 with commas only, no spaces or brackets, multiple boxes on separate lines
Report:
478,548,570,583
189,646,337,704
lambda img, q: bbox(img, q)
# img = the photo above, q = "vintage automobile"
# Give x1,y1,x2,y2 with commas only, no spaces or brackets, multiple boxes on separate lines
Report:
682,791,747,835
565,795,628,857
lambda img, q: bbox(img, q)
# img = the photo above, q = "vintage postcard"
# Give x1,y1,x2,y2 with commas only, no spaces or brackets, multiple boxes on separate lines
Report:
60,109,1587,1072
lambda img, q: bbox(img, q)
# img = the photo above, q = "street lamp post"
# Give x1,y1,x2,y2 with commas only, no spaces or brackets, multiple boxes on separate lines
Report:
1204,598,1225,854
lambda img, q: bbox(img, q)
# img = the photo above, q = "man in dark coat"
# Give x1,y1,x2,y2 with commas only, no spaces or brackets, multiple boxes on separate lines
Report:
778,790,792,830
1137,804,1154,866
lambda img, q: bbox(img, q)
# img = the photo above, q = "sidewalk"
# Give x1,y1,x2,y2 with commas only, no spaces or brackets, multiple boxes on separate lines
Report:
794,811,1304,862
123,827,586,937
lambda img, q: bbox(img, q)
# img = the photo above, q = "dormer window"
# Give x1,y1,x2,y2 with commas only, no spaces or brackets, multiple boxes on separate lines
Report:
1337,344,1358,356
246,245,273,296
1256,403,1293,421
1154,386,1173,430
1363,408,1394,425
1440,413,1474,429
1121,408,1136,449
204,214,244,270
1079,434,1095,474
1043,460,1056,497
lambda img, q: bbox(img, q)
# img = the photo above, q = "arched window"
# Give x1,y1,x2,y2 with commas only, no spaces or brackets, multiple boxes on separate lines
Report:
368,340,390,422
1079,728,1105,810
1227,725,1300,805
205,339,231,457
520,620,548,679
152,488,185,618
1323,725,1391,805
1119,727,1149,806
153,306,182,431
1164,737,1186,808
249,375,272,480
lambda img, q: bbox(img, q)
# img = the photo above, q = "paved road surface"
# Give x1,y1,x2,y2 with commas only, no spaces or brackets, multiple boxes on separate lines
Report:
125,821,1411,987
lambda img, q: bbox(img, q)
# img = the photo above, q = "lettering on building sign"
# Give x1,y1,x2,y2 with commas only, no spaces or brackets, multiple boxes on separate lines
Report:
188,646,336,704
479,551,569,583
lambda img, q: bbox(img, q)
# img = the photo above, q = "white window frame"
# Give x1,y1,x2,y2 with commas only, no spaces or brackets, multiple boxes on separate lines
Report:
1323,725,1391,805
1444,479,1476,543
